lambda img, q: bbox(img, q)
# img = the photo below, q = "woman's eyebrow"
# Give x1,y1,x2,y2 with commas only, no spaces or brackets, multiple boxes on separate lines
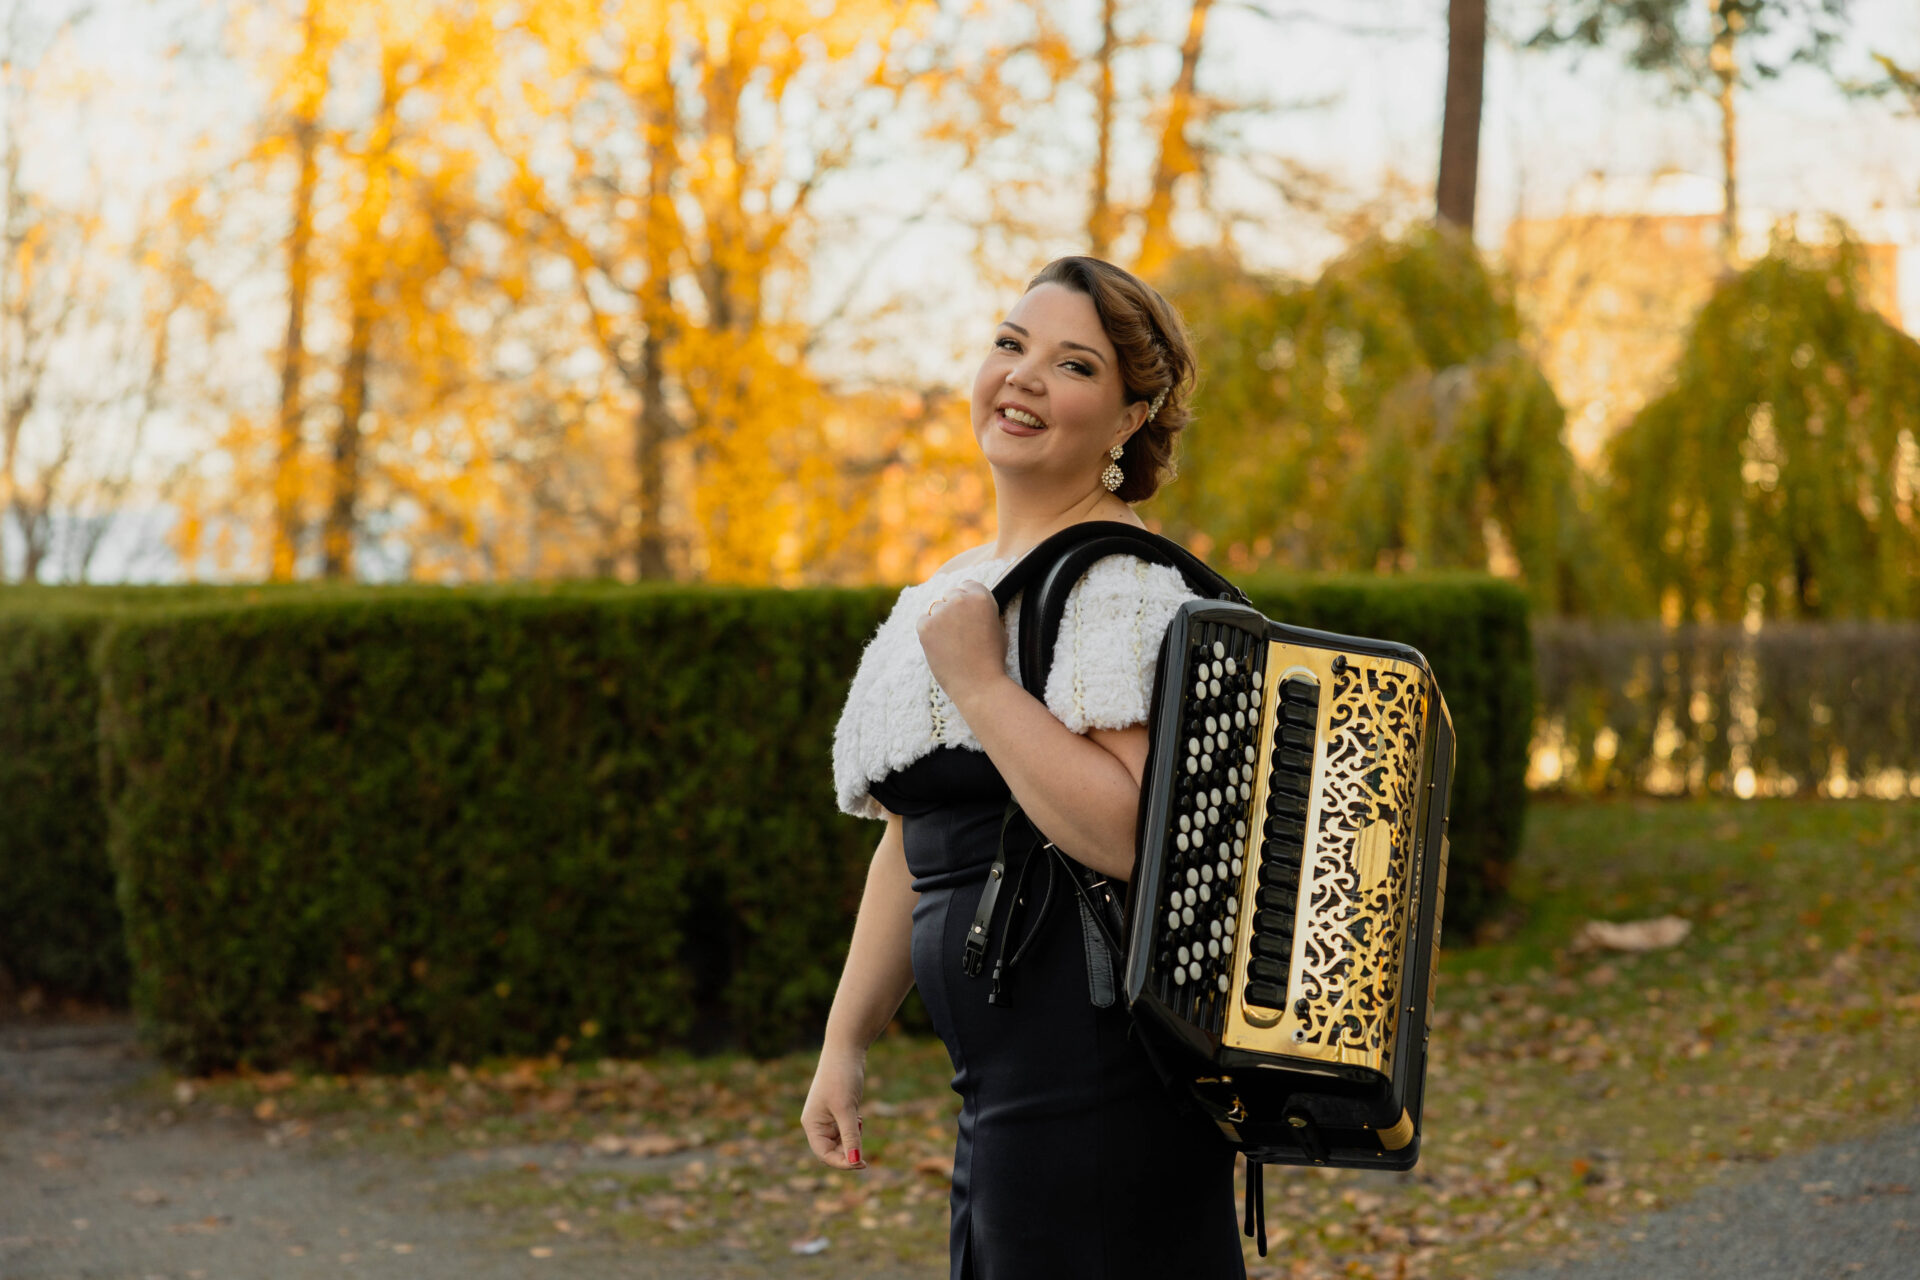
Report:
998,321,1107,365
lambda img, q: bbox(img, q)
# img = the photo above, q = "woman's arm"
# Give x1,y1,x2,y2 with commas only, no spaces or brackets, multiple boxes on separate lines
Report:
918,580,1149,882
801,813,915,1170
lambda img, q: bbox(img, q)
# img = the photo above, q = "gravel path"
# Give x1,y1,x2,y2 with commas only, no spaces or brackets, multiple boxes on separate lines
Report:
7,1016,1914,1279
0,1018,904,1280
1497,1124,1920,1280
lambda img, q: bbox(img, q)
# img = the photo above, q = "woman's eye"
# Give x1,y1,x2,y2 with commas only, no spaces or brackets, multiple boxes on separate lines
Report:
995,336,1021,352
1063,361,1092,376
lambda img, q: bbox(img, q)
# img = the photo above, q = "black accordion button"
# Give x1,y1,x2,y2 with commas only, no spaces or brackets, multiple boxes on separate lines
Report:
1253,908,1294,935
1263,814,1305,843
1244,980,1287,1010
1272,745,1312,773
1280,699,1317,728
1249,930,1291,959
1278,723,1315,751
1248,956,1289,985
1280,678,1318,704
1255,883,1297,912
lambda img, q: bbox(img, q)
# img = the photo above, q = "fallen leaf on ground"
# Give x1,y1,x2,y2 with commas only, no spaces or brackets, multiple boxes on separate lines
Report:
913,1155,955,1180
1572,916,1692,952
789,1236,830,1255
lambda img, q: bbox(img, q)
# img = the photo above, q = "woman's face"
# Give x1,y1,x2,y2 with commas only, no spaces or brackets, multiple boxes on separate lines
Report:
969,282,1141,490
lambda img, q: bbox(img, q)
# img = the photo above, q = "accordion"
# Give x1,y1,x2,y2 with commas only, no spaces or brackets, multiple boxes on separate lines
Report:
988,522,1454,1178
1123,598,1455,1171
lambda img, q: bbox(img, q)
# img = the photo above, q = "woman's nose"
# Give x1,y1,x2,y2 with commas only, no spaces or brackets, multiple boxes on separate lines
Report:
1005,357,1044,392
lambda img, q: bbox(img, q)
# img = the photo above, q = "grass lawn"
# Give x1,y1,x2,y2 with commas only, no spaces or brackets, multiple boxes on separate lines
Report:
178,797,1920,1277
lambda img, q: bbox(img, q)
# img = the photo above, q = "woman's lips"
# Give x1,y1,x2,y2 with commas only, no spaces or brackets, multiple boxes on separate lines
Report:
995,408,1047,436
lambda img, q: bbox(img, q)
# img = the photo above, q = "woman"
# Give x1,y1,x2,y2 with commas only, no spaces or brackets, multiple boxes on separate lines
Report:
802,257,1245,1278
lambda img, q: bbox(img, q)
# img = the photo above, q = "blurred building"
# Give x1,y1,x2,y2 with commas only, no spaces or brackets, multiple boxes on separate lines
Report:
1501,171,1911,466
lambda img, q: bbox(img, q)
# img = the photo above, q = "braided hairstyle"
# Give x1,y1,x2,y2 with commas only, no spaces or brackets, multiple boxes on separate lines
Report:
1026,256,1196,504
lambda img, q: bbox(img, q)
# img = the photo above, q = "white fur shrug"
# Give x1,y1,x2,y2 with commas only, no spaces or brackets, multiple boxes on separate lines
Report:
832,552,1199,820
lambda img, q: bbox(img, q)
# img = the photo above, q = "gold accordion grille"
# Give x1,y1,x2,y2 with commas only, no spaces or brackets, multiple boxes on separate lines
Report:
1225,643,1432,1078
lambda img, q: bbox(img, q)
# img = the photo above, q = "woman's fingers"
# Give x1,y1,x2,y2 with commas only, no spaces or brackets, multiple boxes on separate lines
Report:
801,1061,867,1170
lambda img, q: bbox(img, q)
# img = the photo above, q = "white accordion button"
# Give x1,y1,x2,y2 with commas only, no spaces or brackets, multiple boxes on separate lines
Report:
1175,832,1189,852
1185,757,1198,776
1200,754,1212,772
1186,867,1199,887
1167,910,1180,930
1207,806,1220,825
1237,692,1249,710
1192,807,1206,830
1207,939,1221,959
1199,863,1213,883
1177,944,1190,965
1173,966,1187,986
1225,657,1237,675
1217,860,1229,882
1179,814,1191,833
1212,641,1225,659
1210,787,1223,806
1209,678,1221,696
1181,906,1195,926
1205,714,1218,733
1184,888,1199,908
1189,960,1203,981
1250,687,1262,707
1194,679,1207,700
1168,890,1182,910
1218,974,1230,993
1236,710,1248,729
1224,894,1238,915
1234,821,1247,839
1198,884,1211,903
1231,857,1244,877
1209,919,1222,939
1227,765,1239,786
1188,737,1200,756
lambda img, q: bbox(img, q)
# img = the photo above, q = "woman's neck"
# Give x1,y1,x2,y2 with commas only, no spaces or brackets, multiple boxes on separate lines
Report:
986,482,1141,561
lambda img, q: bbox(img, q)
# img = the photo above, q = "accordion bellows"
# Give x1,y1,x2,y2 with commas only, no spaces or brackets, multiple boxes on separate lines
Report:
1124,599,1455,1170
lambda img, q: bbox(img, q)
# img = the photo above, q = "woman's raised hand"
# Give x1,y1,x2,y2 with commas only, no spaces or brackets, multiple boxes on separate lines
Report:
917,578,1008,705
801,1043,868,1170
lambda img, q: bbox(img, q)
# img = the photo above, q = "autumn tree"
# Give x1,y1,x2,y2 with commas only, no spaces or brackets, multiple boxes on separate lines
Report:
1526,0,1852,258
1608,230,1920,620
485,0,967,583
0,2,186,582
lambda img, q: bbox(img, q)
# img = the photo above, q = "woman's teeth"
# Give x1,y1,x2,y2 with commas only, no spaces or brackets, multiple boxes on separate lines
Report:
1004,408,1045,428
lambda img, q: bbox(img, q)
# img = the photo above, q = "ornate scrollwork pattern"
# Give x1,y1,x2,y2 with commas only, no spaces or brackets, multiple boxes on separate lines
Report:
1293,660,1427,1069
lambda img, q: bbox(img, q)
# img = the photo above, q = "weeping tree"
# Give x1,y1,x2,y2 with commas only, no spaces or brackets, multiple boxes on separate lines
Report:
1608,230,1920,620
1156,228,1621,614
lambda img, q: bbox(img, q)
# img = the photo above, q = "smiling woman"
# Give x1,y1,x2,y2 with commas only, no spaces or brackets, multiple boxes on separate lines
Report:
804,259,1247,1278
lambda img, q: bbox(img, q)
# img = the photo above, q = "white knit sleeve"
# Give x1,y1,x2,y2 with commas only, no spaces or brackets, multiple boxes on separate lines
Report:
1039,554,1199,735
830,585,919,821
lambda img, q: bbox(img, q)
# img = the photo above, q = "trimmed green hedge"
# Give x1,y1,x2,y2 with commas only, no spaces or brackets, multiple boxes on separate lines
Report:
0,586,231,1003
5,573,1526,1070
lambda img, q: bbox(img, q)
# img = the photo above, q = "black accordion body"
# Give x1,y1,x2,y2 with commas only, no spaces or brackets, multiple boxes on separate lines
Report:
1125,599,1454,1171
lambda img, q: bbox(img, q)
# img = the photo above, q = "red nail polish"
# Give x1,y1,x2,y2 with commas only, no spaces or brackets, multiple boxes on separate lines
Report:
848,1147,862,1165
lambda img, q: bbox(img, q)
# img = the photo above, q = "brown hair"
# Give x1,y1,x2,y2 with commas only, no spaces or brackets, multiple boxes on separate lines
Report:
1027,256,1195,504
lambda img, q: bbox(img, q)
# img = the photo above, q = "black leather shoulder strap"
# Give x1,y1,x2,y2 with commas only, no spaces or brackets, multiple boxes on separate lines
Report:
989,521,1247,698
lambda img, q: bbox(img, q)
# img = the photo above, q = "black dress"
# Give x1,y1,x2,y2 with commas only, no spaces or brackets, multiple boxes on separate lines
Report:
868,745,1245,1280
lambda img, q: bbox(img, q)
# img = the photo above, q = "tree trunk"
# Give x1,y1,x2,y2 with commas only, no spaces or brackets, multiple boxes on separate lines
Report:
1436,0,1485,232
273,11,323,582
322,305,369,580
1089,0,1118,257
1710,2,1740,262
1136,0,1211,280
636,53,679,581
